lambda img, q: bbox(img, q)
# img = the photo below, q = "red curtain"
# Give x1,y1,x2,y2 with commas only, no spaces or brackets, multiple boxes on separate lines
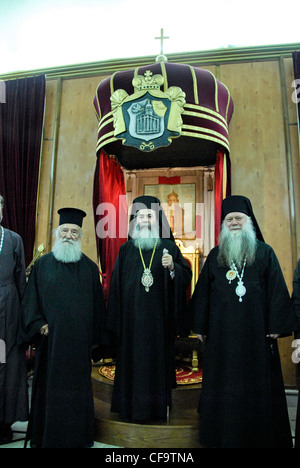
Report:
293,51,300,145
0,75,45,267
93,150,127,302
214,149,231,245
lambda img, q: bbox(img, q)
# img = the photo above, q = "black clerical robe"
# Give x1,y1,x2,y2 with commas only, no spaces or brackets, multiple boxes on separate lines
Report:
106,239,192,422
292,259,300,448
0,229,28,425
189,240,296,448
18,253,106,448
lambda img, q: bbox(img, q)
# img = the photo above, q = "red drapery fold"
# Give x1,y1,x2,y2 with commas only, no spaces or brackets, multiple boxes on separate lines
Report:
293,51,300,146
93,150,127,302
214,149,231,245
0,75,46,266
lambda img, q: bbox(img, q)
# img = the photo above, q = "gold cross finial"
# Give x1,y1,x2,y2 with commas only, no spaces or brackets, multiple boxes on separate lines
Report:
155,28,169,55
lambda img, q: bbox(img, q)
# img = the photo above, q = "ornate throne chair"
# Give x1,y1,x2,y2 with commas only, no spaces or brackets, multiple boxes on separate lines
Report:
174,240,203,372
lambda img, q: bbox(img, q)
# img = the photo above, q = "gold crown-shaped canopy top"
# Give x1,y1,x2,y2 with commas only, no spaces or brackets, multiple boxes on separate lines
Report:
132,71,164,90
93,62,234,169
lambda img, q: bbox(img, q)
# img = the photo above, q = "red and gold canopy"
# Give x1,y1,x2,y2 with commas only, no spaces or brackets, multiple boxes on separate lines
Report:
93,61,234,169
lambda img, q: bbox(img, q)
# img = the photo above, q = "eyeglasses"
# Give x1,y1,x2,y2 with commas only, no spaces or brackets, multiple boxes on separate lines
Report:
59,227,81,238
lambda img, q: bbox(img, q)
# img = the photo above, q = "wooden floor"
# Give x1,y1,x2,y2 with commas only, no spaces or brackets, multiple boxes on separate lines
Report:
92,366,202,448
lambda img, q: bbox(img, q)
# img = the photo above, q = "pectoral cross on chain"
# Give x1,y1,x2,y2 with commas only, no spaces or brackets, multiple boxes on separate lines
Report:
155,28,169,55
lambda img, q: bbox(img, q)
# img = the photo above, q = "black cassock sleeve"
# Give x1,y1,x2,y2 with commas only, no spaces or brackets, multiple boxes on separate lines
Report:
292,259,300,339
12,232,26,301
265,246,296,337
18,262,47,345
91,260,108,346
106,250,123,340
187,252,211,336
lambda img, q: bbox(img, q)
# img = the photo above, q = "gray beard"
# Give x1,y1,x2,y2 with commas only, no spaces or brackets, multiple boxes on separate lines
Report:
132,224,161,251
217,219,257,269
52,237,82,263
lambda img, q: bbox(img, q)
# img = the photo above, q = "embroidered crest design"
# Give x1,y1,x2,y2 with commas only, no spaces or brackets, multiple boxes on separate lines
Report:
110,71,186,152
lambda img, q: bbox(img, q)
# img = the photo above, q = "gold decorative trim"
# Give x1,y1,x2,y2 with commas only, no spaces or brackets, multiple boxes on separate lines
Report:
222,82,232,122
182,124,229,143
94,85,102,121
96,131,116,150
183,110,229,132
188,65,199,105
98,115,114,133
181,129,230,152
206,70,219,113
223,154,228,199
184,103,228,126
98,111,114,123
159,61,168,92
110,72,117,96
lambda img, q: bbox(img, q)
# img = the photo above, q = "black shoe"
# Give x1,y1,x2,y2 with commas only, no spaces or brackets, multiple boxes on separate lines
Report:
0,425,13,445
30,441,42,448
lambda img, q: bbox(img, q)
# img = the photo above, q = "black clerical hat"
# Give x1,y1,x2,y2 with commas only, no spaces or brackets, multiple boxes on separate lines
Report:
58,208,86,227
129,195,160,214
221,195,264,242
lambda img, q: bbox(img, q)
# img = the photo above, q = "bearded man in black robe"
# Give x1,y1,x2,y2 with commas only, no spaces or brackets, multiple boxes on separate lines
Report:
18,208,106,448
189,195,296,448
106,195,192,423
0,195,28,445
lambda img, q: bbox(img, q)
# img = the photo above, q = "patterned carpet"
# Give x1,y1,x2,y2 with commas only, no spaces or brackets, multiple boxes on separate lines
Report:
99,365,202,385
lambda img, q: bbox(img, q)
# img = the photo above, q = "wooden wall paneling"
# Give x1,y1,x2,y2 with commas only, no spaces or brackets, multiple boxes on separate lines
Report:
35,79,59,255
279,57,297,272
36,75,110,264
283,57,300,261
52,76,102,263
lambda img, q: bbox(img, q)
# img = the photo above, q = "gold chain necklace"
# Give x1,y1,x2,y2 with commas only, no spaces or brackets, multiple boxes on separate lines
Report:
139,240,158,292
226,258,247,302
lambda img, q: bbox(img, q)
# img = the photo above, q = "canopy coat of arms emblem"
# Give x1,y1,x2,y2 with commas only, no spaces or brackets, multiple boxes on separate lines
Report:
110,71,186,152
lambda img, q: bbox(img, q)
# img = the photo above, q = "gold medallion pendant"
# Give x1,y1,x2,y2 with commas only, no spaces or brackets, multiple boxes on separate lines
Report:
141,268,154,292
227,258,247,302
139,240,158,292
226,269,236,283
235,281,246,302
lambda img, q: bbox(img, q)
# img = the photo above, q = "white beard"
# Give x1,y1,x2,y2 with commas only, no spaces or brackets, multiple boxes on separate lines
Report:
217,218,257,269
131,224,161,250
52,237,82,263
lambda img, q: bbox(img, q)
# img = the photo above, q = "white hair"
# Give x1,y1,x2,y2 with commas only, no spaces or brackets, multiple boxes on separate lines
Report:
52,227,83,263
217,216,257,269
131,223,161,250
